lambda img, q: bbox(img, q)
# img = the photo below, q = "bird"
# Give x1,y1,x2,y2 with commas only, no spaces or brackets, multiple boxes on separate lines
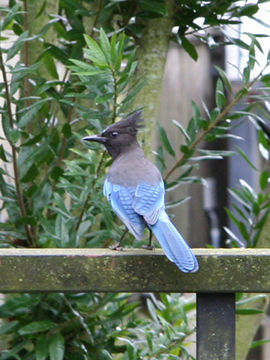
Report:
82,111,199,272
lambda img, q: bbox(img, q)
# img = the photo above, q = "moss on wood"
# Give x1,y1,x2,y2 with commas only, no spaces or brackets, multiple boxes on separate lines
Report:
1,248,270,293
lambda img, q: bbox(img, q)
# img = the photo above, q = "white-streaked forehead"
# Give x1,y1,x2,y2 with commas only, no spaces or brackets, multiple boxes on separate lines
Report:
101,129,106,135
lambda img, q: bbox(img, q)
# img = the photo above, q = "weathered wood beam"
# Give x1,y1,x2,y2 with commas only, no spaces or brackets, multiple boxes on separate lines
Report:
197,293,235,360
0,248,270,293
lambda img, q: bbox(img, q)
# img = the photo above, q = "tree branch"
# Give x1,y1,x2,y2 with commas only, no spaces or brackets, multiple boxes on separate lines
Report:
164,68,268,182
0,49,35,246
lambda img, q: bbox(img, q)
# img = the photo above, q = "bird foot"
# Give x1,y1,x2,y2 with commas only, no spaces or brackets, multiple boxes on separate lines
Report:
109,242,123,251
141,244,154,250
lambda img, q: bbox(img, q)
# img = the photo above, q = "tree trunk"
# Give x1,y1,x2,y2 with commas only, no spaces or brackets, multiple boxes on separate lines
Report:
25,0,59,71
131,0,174,155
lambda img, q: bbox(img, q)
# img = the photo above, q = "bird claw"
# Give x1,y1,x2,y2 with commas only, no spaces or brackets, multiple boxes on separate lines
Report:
109,242,123,251
141,244,154,250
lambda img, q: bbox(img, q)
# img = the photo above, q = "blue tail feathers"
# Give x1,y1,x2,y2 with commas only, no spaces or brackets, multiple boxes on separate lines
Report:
149,213,199,273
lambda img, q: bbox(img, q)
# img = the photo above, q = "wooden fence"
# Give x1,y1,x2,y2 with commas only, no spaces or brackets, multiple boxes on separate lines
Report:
1,248,270,359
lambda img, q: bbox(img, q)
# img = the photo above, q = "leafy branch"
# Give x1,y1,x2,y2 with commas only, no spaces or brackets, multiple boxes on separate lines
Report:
71,29,143,232
164,62,270,182
0,49,35,246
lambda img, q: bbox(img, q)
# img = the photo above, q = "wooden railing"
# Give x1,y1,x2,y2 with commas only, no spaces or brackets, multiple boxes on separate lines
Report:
1,248,270,359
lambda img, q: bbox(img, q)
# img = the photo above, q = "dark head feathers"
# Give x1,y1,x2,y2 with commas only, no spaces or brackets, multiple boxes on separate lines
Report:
102,110,144,136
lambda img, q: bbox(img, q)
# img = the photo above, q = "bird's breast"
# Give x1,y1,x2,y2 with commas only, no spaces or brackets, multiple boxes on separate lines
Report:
107,156,162,187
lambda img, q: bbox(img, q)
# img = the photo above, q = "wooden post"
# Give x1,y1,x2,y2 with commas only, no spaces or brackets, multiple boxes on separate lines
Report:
197,293,235,360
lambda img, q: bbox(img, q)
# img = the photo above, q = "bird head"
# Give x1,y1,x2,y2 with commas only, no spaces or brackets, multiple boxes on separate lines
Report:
83,110,144,159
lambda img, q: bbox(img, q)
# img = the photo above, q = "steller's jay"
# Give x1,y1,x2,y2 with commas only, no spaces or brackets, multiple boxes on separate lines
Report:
83,111,199,272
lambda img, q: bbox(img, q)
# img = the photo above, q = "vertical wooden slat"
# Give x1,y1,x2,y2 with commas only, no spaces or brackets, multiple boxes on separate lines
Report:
197,293,235,360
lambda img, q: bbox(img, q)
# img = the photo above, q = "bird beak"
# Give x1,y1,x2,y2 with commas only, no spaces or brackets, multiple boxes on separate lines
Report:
82,135,107,144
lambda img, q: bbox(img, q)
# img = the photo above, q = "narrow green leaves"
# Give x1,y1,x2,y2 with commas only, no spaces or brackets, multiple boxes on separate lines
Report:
7,31,29,61
172,119,191,142
82,29,126,70
215,78,226,109
99,28,112,64
214,65,232,94
18,98,52,128
36,336,50,360
260,171,269,190
0,145,8,162
70,29,142,118
49,333,65,360
83,33,108,67
180,36,198,61
158,125,175,157
19,321,55,335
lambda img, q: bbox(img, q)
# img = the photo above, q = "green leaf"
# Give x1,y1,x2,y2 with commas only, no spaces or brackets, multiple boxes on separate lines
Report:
261,73,270,83
172,120,191,142
18,99,51,128
238,221,250,241
9,129,21,145
215,78,226,109
33,184,52,214
62,123,72,138
20,164,39,182
139,0,167,16
232,38,250,50
181,37,198,61
0,320,19,335
158,125,175,157
165,196,191,209
214,65,232,93
20,216,37,226
224,226,245,246
22,129,47,147
258,130,269,150
50,166,64,181
243,65,251,84
237,4,258,17
7,31,29,61
118,79,146,113
251,339,270,349
46,43,70,65
0,145,8,162
96,93,114,104
114,32,125,71
236,308,264,315
99,28,112,64
0,4,22,32
69,59,105,76
236,146,258,171
186,101,204,141
83,34,108,67
49,333,65,360
99,350,113,360
42,51,59,79
236,294,267,306
36,335,50,360
146,298,159,323
110,32,117,64
260,171,269,190
19,321,55,335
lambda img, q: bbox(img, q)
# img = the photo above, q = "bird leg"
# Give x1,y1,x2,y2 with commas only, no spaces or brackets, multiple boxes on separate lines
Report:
110,227,129,251
141,229,154,250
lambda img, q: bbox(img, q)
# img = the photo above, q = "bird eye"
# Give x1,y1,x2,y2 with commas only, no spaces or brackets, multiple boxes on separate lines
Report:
110,131,118,137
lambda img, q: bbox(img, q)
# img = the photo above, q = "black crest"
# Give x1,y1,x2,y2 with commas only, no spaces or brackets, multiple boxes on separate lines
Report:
103,110,144,136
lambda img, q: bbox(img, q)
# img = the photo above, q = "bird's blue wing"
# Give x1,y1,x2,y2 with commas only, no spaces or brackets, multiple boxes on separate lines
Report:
103,179,146,239
133,182,165,225
132,181,199,272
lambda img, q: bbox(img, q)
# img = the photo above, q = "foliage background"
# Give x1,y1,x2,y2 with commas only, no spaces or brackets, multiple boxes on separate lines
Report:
1,0,270,359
